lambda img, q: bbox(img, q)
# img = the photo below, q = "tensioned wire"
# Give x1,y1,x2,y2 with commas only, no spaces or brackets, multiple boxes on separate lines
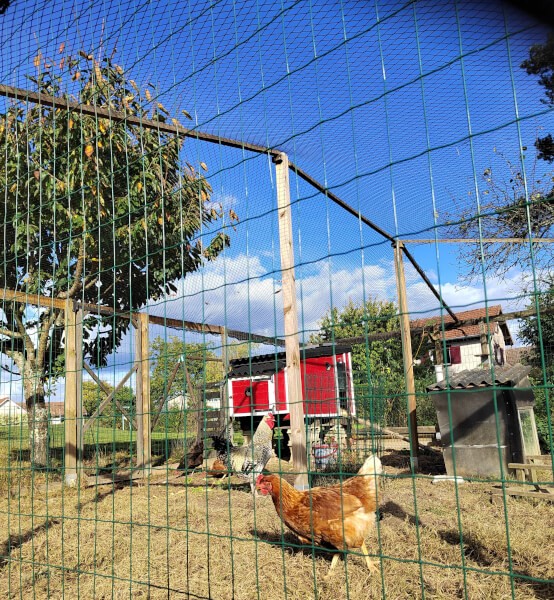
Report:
455,3,516,598
502,6,554,480
305,0,347,593
1,2,552,596
375,3,427,599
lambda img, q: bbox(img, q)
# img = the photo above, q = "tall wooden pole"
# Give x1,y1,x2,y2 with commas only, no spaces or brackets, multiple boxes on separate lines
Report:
221,327,229,423
64,303,83,486
274,152,309,490
393,241,419,470
136,313,151,473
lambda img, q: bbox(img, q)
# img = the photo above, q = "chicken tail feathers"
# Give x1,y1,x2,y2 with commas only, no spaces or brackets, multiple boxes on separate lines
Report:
358,454,382,476
210,435,233,455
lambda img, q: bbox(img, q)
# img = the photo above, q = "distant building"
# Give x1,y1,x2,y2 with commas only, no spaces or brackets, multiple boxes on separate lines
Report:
411,305,514,382
0,396,27,423
505,346,534,366
165,391,221,411
47,402,66,425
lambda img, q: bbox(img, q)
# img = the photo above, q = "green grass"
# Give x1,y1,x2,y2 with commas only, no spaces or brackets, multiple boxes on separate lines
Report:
0,423,184,452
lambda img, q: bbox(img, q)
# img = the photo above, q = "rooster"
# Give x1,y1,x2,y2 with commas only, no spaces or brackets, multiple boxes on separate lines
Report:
210,412,276,494
256,454,382,577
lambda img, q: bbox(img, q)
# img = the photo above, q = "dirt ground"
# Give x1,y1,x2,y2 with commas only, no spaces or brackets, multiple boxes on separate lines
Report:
0,451,553,600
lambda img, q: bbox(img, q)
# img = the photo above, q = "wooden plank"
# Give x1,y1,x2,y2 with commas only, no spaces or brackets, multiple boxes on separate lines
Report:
508,462,553,470
400,244,458,323
83,363,137,428
85,472,144,488
402,238,554,244
394,241,419,470
1,289,284,346
490,486,554,503
75,309,84,472
274,152,308,490
136,313,151,473
389,426,437,435
82,365,137,434
0,84,275,157
288,162,395,244
150,360,182,431
64,303,78,486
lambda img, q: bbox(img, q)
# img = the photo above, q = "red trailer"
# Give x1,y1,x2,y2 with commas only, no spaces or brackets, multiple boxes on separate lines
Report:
226,345,356,450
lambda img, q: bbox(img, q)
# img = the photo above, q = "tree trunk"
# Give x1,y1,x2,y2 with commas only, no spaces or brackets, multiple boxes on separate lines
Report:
24,377,49,468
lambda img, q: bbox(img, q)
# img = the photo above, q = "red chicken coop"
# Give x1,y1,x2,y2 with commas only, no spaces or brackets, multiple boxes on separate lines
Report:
225,344,356,455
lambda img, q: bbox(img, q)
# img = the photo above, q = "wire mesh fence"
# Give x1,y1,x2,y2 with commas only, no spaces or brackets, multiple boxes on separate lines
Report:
1,0,554,598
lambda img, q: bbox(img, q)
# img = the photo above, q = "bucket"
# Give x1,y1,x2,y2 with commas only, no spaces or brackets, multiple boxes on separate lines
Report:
312,443,338,469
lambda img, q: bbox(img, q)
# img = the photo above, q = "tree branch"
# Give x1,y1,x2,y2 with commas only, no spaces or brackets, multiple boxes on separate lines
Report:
36,309,58,368
13,312,35,360
0,327,23,339
59,238,85,299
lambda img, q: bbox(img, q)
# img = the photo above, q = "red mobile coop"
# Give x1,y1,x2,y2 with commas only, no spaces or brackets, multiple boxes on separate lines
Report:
226,344,356,456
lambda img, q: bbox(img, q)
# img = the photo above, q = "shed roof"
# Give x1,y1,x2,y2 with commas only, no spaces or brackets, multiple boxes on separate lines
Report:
47,402,65,417
228,344,352,378
411,305,514,345
427,365,531,391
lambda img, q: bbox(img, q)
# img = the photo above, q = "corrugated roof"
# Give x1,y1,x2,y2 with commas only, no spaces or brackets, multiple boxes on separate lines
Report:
427,365,532,391
228,345,352,378
411,305,513,345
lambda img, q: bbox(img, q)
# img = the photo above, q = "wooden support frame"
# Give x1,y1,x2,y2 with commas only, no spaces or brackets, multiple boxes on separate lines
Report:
150,360,182,432
274,151,309,490
136,313,151,473
64,303,83,486
393,241,419,470
81,365,138,435
83,363,137,428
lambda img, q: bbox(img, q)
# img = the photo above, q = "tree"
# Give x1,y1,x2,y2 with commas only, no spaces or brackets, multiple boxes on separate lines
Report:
0,50,233,466
445,34,554,281
446,157,554,281
149,336,223,412
522,33,554,162
518,278,554,452
310,299,435,426
519,277,554,374
82,380,135,429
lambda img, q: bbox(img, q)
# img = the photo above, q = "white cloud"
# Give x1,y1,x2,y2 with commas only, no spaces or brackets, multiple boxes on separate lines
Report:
148,255,538,346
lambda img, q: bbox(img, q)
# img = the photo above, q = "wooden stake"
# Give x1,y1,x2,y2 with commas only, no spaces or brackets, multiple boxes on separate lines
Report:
393,241,419,470
64,303,80,486
75,308,84,472
136,313,151,473
274,152,308,490
221,327,229,423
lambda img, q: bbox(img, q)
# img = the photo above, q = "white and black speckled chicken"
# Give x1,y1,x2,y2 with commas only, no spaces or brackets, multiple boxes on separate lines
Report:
209,412,276,494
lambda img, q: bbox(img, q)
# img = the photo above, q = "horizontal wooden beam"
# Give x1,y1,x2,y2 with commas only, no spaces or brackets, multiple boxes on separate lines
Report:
288,161,396,244
334,305,554,345
402,238,554,244
0,84,275,156
400,243,459,323
1,288,284,346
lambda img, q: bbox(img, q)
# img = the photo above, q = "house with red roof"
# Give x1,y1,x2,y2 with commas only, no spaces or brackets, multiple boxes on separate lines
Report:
411,305,514,381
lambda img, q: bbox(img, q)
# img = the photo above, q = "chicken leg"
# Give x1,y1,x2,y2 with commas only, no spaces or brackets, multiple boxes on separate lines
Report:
360,542,379,574
324,553,341,580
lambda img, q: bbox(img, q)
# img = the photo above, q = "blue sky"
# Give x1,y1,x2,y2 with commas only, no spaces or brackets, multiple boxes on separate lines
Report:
1,0,553,401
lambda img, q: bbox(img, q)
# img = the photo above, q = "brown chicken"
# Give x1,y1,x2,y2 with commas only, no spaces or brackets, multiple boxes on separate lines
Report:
256,454,382,577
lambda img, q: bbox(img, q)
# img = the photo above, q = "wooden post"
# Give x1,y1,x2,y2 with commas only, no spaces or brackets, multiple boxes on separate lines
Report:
274,151,308,490
75,308,84,470
135,313,151,473
64,302,82,486
393,241,419,470
221,326,229,422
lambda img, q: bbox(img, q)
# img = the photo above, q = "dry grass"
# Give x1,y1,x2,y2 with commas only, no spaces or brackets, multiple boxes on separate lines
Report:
0,451,553,600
